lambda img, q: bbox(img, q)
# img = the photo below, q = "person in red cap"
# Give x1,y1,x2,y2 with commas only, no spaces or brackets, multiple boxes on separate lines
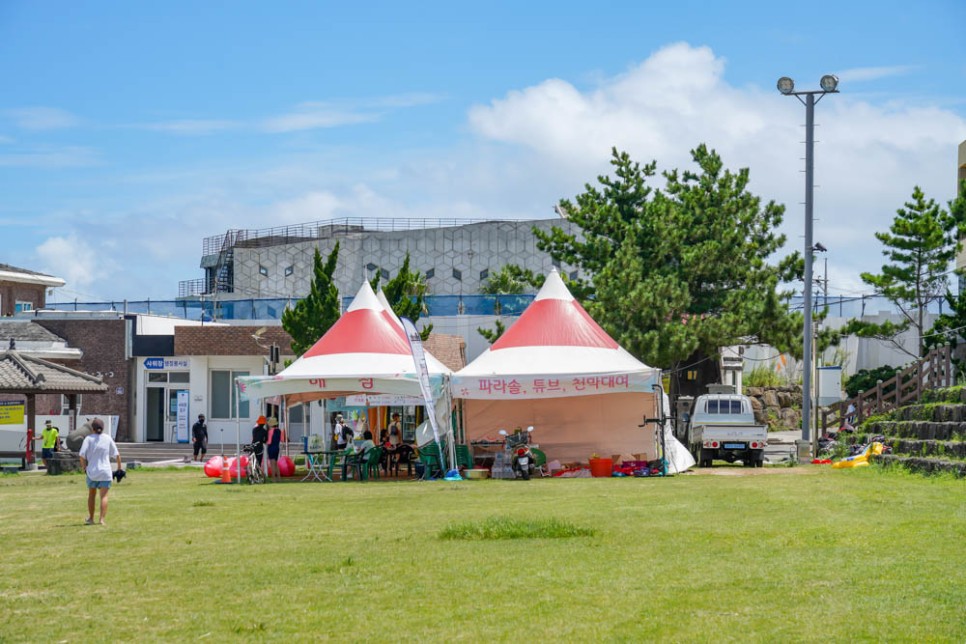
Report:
251,416,268,473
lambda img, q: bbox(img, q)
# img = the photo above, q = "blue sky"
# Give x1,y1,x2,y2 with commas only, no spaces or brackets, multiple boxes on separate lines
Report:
1,0,965,301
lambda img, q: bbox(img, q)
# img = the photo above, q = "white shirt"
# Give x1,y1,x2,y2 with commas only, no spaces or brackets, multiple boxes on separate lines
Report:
335,423,346,445
79,433,119,481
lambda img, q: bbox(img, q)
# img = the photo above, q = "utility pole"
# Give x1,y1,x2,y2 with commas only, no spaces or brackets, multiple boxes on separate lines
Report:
777,74,840,448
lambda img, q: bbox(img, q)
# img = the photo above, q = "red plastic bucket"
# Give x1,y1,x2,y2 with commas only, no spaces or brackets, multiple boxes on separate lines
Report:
589,458,613,478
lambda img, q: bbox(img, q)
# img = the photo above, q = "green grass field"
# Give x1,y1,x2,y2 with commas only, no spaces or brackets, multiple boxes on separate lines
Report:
1,466,963,642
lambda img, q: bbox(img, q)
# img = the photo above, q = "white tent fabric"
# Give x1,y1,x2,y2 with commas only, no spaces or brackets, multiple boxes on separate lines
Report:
451,269,659,399
237,281,451,405
452,269,661,463
661,392,695,473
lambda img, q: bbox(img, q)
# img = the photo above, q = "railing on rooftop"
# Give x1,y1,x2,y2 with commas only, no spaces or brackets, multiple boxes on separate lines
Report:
44,294,948,323
178,279,207,298
201,217,493,257
43,294,537,321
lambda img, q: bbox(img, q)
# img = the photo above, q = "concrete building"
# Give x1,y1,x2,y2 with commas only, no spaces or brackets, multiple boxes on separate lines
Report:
180,217,580,301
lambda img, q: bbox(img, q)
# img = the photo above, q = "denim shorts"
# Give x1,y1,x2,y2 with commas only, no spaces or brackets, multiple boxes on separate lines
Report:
86,477,111,489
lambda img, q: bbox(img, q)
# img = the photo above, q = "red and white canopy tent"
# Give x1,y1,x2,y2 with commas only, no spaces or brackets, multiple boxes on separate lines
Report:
451,269,661,464
237,282,453,451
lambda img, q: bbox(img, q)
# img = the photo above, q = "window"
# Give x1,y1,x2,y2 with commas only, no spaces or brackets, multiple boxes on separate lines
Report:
15,301,33,313
479,268,489,280
210,370,250,419
706,399,743,414
425,268,435,279
284,265,294,277
61,394,82,414
380,268,389,280
452,268,462,281
169,372,190,384
259,265,268,277
148,373,168,383
569,270,579,280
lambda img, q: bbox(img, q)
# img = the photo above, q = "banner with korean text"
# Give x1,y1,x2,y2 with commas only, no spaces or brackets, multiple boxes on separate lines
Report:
400,318,443,451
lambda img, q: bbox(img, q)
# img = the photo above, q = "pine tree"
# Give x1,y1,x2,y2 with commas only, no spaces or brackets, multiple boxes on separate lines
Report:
844,185,963,357
281,243,341,356
533,146,801,387
370,252,433,340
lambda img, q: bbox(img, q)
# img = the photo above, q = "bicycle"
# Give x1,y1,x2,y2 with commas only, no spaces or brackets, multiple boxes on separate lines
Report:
243,442,264,484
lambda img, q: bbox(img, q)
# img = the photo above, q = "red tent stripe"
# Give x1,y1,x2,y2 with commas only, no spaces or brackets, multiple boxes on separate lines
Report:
491,299,619,350
303,309,411,357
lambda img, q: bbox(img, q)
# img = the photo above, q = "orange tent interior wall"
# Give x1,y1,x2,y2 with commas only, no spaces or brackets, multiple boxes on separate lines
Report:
462,392,657,464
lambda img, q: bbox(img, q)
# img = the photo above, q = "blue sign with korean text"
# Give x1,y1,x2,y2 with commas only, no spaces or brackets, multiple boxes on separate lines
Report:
144,358,165,370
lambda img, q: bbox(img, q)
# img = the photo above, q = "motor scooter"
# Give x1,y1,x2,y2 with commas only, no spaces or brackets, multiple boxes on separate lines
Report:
498,426,534,480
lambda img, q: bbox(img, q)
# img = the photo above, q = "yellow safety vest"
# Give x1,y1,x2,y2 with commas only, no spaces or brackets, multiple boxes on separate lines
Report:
42,426,59,449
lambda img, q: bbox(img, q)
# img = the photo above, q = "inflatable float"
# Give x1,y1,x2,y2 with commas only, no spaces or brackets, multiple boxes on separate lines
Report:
831,442,884,469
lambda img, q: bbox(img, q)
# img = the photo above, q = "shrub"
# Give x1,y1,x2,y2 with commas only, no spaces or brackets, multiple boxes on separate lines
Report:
744,365,785,387
845,365,898,397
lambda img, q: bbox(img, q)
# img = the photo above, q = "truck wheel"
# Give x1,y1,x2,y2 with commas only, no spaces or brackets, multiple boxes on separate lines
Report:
699,450,712,468
755,456,764,468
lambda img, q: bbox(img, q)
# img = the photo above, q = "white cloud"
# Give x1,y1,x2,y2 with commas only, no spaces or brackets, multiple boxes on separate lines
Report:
36,234,111,293
836,66,917,83
0,146,99,168
261,94,444,133
465,42,966,294
5,107,79,130
142,119,240,135
261,102,378,132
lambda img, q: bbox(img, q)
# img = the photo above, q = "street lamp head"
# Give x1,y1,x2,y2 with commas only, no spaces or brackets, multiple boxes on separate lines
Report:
813,242,827,252
820,74,839,92
777,76,795,95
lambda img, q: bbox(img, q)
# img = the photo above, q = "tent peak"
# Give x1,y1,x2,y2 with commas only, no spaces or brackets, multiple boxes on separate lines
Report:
534,268,573,303
346,281,383,313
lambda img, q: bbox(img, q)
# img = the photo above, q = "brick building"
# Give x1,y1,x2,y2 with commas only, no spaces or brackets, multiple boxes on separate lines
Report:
0,263,64,317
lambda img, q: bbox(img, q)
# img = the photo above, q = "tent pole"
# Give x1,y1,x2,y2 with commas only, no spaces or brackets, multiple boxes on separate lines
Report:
234,381,242,483
281,396,288,459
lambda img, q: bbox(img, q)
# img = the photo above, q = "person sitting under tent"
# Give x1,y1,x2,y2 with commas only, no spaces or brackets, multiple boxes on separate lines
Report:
341,430,375,480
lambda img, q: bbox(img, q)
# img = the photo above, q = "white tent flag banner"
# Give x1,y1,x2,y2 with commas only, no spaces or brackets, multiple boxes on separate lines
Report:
401,318,444,451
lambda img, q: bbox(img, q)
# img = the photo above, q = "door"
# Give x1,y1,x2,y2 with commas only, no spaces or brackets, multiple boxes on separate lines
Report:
146,388,165,441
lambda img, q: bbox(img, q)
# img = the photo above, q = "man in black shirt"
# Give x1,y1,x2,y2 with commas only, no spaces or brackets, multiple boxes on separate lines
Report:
192,414,208,462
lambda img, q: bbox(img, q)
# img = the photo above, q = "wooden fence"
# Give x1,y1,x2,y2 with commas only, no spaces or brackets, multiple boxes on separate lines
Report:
821,344,954,433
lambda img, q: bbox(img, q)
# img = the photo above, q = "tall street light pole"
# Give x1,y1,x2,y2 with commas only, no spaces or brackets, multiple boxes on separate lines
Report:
777,74,839,447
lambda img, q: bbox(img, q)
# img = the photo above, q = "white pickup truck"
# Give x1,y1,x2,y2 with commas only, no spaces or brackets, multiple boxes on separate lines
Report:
687,390,767,468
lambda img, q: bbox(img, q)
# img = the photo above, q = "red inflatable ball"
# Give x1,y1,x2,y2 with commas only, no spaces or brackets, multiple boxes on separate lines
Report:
203,456,225,478
278,455,295,477
225,455,250,479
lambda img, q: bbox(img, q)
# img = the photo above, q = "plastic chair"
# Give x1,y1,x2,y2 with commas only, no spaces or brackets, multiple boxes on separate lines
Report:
363,446,383,480
329,448,352,481
455,444,473,471
531,448,549,477
417,443,444,479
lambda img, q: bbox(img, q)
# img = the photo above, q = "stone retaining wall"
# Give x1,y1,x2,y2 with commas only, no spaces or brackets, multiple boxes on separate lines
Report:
743,386,803,430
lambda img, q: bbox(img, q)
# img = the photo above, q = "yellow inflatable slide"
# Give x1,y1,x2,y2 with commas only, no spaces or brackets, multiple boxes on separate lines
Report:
831,442,885,469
